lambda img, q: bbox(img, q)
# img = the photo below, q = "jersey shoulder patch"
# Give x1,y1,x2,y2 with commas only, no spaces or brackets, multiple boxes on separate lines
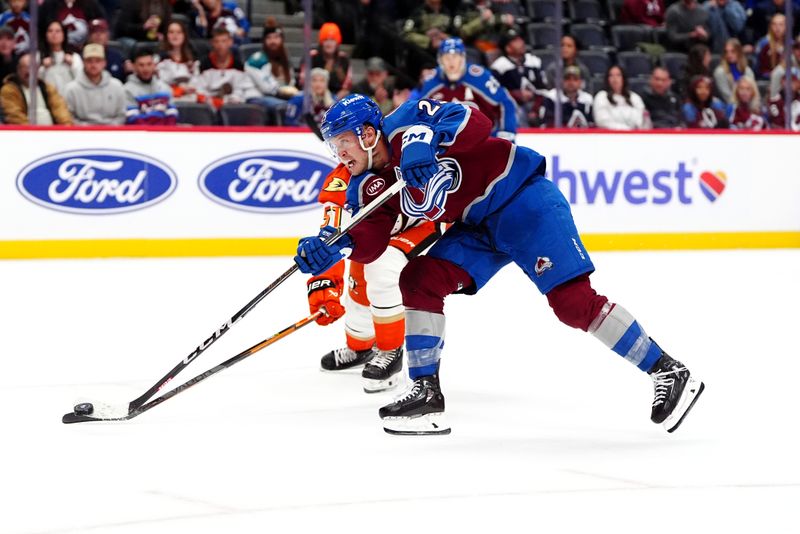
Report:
468,64,485,77
318,163,351,205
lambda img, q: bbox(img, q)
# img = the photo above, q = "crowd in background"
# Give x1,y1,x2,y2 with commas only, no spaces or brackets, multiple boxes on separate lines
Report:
0,0,798,131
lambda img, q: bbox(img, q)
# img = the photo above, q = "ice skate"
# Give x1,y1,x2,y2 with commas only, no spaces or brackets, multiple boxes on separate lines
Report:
379,374,450,435
320,346,375,371
362,347,404,393
649,352,705,433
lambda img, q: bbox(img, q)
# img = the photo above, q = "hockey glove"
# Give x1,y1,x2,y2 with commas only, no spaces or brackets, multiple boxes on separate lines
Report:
307,278,345,325
400,125,439,189
294,226,353,276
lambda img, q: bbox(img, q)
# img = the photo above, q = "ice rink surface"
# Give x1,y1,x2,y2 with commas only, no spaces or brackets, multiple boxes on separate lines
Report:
2,250,799,534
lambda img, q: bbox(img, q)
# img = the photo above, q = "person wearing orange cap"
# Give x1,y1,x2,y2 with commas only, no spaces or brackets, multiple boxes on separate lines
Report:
301,21,351,99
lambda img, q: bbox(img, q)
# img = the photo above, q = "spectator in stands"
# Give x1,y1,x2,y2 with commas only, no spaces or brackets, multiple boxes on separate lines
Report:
39,20,83,95
642,65,683,128
491,28,547,127
402,0,456,80
545,35,591,90
86,18,125,82
157,19,200,101
770,35,800,98
542,65,594,128
713,38,755,104
196,26,258,108
702,0,746,54
593,65,648,129
0,25,15,81
243,17,297,119
620,0,666,27
665,0,710,52
115,0,171,44
301,22,351,100
0,0,30,54
351,56,394,115
284,67,335,128
755,13,786,79
679,42,712,96
124,48,177,124
749,0,800,45
38,0,105,49
682,74,729,128
767,66,800,130
196,0,246,43
729,76,767,129
391,75,414,111
414,37,517,139
457,0,518,55
63,43,126,124
1,52,72,124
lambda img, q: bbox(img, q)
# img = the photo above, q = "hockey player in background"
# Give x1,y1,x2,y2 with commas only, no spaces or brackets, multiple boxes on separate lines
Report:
413,37,518,141
295,94,705,435
306,163,444,392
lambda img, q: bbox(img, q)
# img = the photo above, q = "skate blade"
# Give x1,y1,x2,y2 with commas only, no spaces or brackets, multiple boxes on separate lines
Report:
663,377,705,433
362,373,404,394
382,412,451,435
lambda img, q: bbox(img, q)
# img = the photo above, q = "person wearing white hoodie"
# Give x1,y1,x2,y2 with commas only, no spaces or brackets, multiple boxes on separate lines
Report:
63,43,126,125
593,65,649,130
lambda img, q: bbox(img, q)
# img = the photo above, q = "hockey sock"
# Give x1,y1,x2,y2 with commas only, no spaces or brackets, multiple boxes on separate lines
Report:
374,315,405,351
405,309,445,379
588,302,663,372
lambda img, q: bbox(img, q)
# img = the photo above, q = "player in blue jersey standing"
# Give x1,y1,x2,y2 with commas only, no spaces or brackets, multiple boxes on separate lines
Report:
414,37,518,141
295,94,705,436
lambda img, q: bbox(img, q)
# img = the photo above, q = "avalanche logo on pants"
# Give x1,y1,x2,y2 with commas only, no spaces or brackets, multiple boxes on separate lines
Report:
535,257,553,276
398,157,462,221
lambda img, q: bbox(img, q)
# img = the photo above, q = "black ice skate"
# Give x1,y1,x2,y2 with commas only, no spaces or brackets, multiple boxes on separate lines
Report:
379,374,450,435
362,347,404,393
649,351,705,433
320,346,375,371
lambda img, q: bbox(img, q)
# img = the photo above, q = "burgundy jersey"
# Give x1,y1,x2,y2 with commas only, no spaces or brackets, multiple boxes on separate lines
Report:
345,100,544,264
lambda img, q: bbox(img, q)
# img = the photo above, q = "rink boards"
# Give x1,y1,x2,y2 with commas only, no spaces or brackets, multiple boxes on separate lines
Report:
0,126,798,259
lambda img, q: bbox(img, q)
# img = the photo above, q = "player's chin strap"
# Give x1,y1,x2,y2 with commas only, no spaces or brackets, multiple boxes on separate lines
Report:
358,129,382,170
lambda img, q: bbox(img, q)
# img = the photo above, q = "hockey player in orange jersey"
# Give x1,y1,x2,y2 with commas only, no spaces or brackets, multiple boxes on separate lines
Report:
305,163,443,392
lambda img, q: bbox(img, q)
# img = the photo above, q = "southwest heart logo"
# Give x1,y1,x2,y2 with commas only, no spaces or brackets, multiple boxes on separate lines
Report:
699,170,727,202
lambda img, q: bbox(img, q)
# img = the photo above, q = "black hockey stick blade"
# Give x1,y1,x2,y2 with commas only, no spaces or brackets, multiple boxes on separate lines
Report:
62,311,323,424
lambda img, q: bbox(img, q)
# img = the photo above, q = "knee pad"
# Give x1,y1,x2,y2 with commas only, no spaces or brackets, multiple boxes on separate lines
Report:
364,246,406,318
400,256,472,313
546,274,609,331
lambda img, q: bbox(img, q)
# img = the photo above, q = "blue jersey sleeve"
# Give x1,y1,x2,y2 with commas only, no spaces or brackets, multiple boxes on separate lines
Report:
384,99,493,155
463,66,517,137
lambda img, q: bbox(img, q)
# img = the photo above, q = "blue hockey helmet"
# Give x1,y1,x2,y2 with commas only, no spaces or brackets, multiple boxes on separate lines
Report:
320,93,383,142
320,93,384,168
438,37,466,57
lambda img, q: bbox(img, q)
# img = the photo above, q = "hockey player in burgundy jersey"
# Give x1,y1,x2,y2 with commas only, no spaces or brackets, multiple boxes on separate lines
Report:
413,37,518,141
295,94,704,435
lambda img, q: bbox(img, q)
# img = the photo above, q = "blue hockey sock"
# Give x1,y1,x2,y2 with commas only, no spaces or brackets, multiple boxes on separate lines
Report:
589,303,663,372
405,309,445,379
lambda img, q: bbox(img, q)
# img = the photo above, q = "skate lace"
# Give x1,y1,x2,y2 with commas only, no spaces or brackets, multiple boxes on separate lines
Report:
369,350,397,370
651,369,681,407
333,347,358,365
394,381,423,404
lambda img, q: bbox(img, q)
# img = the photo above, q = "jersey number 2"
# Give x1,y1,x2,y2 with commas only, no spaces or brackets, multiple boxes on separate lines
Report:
418,100,441,116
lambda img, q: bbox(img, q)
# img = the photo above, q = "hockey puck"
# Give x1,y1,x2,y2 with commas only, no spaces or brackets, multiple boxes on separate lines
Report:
74,402,94,416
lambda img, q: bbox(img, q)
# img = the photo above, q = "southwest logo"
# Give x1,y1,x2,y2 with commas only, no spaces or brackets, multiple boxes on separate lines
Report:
699,171,727,202
16,149,176,214
549,156,728,205
199,150,334,213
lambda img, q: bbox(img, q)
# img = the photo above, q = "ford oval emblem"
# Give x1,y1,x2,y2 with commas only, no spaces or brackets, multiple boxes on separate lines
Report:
16,149,177,214
198,150,335,213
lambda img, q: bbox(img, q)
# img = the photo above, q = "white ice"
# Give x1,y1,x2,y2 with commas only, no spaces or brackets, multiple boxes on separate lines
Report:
1,250,799,534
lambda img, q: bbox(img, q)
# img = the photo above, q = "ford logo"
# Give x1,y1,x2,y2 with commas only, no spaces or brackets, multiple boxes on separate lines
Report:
198,150,335,213
16,149,177,214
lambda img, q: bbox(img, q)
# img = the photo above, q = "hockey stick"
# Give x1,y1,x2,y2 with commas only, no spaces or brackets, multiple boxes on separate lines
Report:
62,311,324,423
63,177,406,421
